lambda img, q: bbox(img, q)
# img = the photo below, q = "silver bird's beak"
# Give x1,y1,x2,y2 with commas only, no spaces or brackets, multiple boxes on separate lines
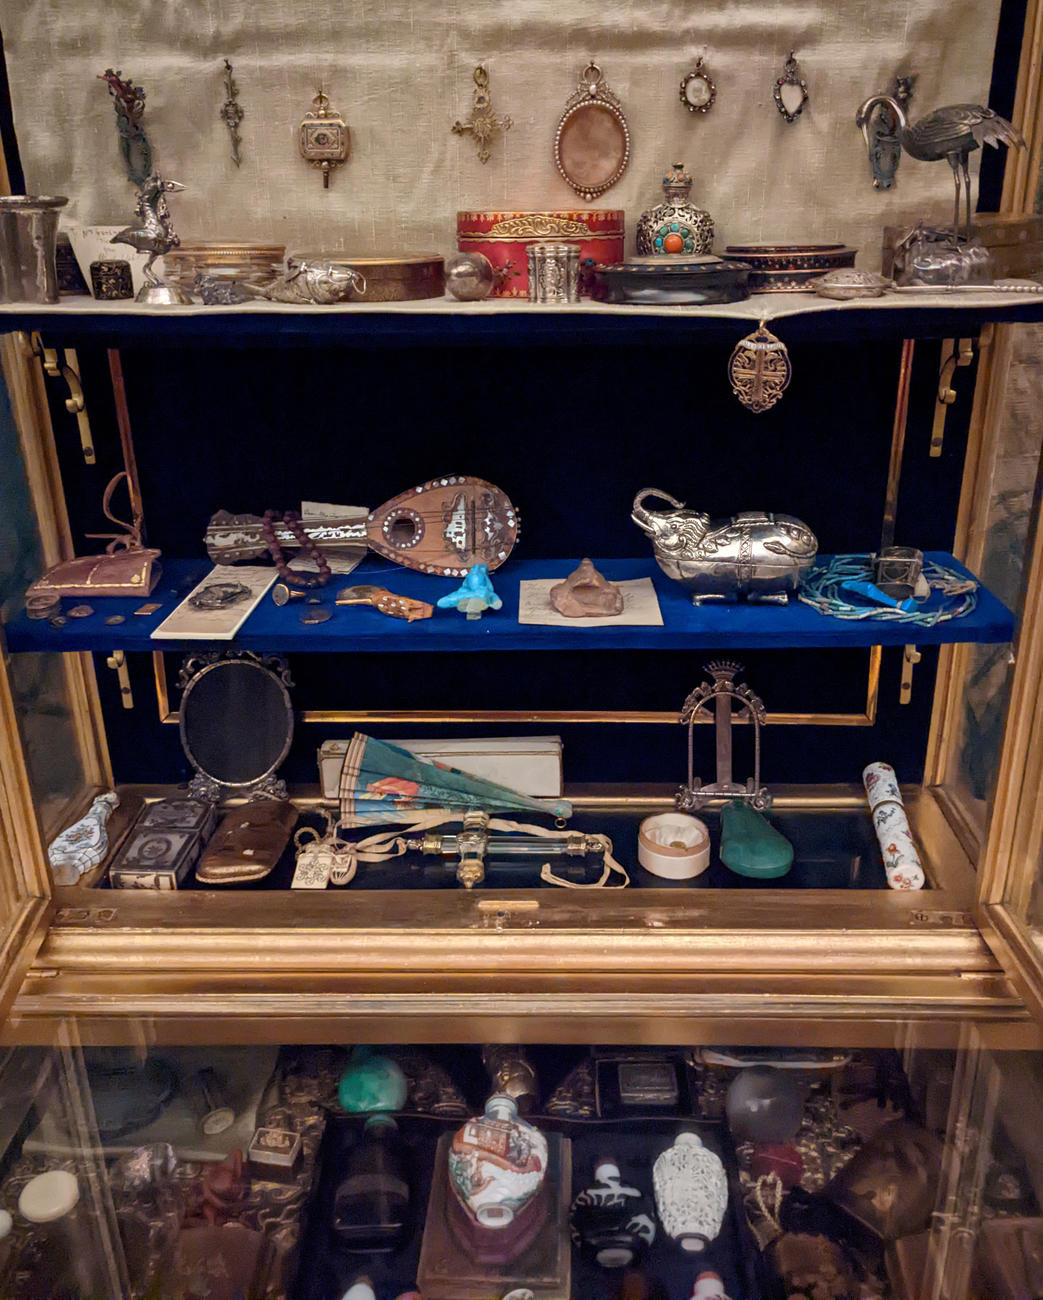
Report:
165,180,186,192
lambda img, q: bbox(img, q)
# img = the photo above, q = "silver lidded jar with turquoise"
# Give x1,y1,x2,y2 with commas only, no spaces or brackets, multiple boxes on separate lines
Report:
635,164,714,257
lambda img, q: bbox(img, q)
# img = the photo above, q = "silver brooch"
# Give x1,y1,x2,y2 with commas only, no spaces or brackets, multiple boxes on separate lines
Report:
774,51,809,123
680,56,717,115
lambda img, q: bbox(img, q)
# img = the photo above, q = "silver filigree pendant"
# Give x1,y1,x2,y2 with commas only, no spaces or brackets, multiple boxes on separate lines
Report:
452,65,511,164
774,51,809,123
680,57,717,115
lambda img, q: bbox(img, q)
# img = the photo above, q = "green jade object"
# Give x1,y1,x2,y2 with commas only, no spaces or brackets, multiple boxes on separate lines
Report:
338,1046,409,1113
719,800,793,879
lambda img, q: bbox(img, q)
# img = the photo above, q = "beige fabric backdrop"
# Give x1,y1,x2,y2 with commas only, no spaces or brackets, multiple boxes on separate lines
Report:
1,0,1004,267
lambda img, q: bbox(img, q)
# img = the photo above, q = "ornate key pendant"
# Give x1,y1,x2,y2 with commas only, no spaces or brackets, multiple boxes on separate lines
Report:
298,89,350,189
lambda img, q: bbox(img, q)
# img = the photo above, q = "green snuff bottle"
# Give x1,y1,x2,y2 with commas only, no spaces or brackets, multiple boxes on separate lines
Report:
338,1046,409,1113
719,801,793,879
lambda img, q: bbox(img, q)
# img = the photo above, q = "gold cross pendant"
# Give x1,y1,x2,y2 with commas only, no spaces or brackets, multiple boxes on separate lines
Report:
453,65,511,163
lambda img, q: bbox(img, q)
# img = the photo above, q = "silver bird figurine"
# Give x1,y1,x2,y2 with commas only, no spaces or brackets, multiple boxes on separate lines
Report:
855,97,1025,247
111,171,189,302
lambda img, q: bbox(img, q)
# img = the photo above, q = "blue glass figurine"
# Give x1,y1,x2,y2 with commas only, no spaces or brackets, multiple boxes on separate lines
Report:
437,564,503,620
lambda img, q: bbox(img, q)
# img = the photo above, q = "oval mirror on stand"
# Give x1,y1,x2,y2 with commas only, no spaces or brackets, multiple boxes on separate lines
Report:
178,652,294,801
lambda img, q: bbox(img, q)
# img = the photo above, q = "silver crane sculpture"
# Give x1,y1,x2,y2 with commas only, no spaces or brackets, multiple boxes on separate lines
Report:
855,98,1025,247
111,171,190,303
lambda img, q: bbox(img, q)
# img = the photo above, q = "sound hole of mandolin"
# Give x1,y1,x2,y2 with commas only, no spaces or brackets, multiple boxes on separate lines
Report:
382,509,424,550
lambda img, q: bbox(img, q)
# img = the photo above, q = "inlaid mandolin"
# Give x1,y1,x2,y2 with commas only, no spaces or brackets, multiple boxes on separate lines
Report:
205,475,519,576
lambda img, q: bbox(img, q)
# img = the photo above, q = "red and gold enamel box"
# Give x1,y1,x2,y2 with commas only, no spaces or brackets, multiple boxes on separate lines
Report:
457,210,625,297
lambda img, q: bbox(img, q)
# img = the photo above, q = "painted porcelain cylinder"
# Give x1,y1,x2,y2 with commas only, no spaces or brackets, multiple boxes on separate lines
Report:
652,1132,727,1252
448,1093,548,1227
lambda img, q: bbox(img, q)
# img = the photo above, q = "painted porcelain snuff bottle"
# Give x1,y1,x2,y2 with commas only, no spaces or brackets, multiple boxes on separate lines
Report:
635,163,714,256
570,1158,656,1268
48,791,119,884
448,1093,548,1228
652,1132,728,1252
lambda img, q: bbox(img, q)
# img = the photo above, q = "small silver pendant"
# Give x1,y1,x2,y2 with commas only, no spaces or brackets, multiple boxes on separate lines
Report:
680,57,716,115
452,65,512,164
774,51,809,123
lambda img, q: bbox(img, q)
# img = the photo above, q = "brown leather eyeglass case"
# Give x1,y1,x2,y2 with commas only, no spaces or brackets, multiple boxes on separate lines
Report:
195,800,298,885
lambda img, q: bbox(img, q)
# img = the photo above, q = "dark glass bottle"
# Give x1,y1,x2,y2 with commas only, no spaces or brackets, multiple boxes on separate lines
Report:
331,1115,411,1253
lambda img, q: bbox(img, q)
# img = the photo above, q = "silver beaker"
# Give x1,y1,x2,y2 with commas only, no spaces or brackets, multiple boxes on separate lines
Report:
0,196,68,303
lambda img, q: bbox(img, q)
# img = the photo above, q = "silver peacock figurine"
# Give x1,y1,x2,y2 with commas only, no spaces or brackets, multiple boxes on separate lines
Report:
111,171,190,304
855,97,1025,247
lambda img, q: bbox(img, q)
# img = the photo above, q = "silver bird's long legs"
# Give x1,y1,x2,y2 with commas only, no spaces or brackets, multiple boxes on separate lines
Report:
947,154,961,248
962,156,973,245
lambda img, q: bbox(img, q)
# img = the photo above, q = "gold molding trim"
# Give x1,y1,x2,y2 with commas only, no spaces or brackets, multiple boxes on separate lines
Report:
151,645,880,727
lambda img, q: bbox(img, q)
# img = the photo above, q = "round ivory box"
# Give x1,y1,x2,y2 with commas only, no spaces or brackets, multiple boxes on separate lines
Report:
638,813,710,879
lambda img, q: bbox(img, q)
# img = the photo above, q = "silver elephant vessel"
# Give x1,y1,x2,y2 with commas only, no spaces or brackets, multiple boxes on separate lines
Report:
632,489,817,604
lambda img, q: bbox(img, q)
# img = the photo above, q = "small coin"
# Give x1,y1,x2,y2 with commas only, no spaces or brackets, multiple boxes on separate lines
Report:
67,604,94,618
49,615,68,628
300,607,331,624
105,614,126,625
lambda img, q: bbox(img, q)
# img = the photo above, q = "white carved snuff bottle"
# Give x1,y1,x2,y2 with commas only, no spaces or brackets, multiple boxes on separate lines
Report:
652,1131,728,1252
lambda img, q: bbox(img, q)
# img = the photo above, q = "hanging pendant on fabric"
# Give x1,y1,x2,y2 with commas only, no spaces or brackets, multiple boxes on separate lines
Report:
774,51,809,123
298,88,350,189
728,321,792,413
680,55,717,115
452,65,512,163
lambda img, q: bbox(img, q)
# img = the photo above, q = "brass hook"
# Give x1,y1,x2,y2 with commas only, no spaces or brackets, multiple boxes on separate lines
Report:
29,333,95,464
931,336,974,457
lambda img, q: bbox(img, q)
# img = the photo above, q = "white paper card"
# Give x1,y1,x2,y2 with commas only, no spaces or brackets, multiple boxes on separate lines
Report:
517,577,663,627
151,567,276,641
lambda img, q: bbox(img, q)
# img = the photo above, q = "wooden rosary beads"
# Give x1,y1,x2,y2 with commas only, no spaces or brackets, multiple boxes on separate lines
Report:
261,509,333,587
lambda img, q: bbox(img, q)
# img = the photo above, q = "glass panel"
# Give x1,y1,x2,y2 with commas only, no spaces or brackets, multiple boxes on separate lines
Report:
0,360,86,840
945,323,1043,842
0,1024,126,1296
0,1023,1038,1299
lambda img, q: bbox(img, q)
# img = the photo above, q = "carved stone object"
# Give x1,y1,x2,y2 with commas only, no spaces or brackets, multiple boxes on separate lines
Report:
652,1132,727,1253
550,558,624,617
636,163,714,256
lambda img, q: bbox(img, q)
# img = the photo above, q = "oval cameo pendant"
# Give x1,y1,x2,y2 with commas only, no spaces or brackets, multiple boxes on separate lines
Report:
554,62,631,201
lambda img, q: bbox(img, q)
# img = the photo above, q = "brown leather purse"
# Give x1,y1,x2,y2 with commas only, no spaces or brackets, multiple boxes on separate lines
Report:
26,472,162,599
195,800,298,885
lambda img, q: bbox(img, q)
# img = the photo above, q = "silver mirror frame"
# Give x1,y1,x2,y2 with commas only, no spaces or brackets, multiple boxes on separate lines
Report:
177,651,294,802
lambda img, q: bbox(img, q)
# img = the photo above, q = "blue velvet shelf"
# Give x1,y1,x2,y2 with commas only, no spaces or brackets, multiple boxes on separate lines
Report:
3,554,1014,654
4,288,1043,346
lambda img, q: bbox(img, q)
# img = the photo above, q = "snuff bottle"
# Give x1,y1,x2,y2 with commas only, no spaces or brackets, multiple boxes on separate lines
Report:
570,1158,656,1268
448,1093,548,1227
652,1131,728,1252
